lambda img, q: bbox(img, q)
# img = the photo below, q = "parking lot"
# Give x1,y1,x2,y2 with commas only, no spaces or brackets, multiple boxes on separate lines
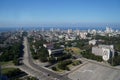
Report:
68,63,120,80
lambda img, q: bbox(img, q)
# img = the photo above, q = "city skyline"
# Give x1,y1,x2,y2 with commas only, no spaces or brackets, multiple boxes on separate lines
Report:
0,0,120,27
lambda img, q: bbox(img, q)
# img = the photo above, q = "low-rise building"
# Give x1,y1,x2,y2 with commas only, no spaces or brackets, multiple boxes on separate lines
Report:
48,48,64,56
89,39,97,45
65,35,76,41
43,43,54,49
92,45,114,61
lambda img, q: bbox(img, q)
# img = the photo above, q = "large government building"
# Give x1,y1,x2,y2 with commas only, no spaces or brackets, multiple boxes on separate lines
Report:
92,45,114,61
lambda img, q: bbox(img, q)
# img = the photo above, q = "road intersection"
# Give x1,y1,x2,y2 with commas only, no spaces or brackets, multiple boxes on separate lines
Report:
20,37,70,80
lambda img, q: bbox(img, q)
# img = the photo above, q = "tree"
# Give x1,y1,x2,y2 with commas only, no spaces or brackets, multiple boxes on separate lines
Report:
57,53,72,61
108,55,120,66
38,47,49,62
52,67,57,71
48,56,56,64
13,58,19,65
2,68,24,79
57,60,72,70
81,51,102,62
0,41,23,65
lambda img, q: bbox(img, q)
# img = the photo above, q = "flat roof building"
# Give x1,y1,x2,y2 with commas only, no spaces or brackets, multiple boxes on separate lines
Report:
92,45,114,61
89,39,97,45
48,48,64,56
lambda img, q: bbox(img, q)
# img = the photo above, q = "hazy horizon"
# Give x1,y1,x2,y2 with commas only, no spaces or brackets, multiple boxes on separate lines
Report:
0,0,120,27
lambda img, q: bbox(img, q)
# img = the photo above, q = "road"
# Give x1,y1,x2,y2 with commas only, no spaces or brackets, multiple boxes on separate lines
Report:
22,37,70,80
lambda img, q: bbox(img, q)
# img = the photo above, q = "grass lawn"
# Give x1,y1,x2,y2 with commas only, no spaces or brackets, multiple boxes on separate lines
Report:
65,47,83,54
0,61,14,67
67,64,74,69
51,60,82,75
51,65,65,73
55,67,65,73
67,60,82,69
1,68,17,74
1,67,26,79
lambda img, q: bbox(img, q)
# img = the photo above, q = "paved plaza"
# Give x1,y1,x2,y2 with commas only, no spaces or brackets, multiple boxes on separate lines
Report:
68,63,120,80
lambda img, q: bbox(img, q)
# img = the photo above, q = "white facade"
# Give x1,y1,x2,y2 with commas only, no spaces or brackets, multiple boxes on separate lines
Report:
68,29,72,34
91,29,97,35
92,45,114,61
58,35,64,39
76,30,80,36
105,27,113,33
102,48,110,61
65,35,76,41
48,49,52,56
89,40,97,45
80,32,87,39
43,43,54,49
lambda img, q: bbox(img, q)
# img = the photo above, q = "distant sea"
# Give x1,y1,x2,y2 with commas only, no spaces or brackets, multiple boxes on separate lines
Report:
0,25,120,32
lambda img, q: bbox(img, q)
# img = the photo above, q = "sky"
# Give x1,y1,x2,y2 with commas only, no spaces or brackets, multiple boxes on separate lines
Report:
0,0,120,27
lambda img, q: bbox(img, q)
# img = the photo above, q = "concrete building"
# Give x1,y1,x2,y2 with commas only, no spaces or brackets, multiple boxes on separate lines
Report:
89,39,97,45
68,29,72,34
80,32,87,39
58,35,64,39
91,29,97,35
48,48,64,56
65,35,76,41
105,27,113,33
43,43,54,49
92,45,114,61
76,30,80,36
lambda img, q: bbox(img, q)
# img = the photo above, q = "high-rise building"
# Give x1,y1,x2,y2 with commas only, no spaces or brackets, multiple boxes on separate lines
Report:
105,27,113,33
67,29,72,34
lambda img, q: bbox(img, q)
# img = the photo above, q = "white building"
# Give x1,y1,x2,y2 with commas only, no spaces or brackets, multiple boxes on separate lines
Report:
91,29,97,35
65,35,76,41
68,29,72,34
92,45,114,61
105,27,113,33
80,32,87,39
75,30,80,36
89,39,97,45
43,43,54,49
88,29,90,33
58,35,64,39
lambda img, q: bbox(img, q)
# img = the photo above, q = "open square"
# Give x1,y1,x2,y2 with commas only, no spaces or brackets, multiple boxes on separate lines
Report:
68,63,120,80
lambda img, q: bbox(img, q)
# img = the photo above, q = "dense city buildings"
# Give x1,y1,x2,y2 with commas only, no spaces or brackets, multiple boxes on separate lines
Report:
0,0,120,79
0,26,120,80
